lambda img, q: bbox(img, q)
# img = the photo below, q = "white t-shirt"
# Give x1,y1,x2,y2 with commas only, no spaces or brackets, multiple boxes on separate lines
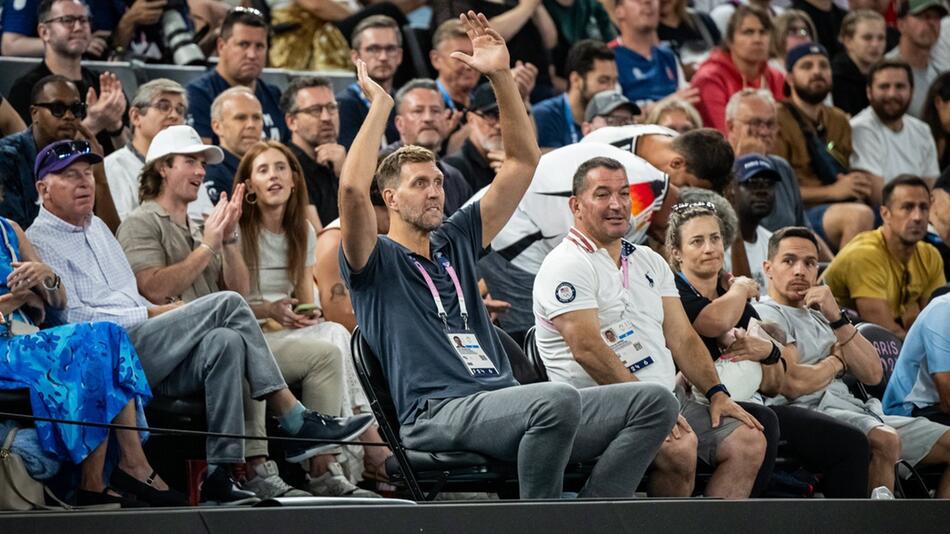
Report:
724,225,772,296
849,107,940,182
533,228,679,391
250,224,317,304
580,124,678,155
104,146,145,221
484,142,669,275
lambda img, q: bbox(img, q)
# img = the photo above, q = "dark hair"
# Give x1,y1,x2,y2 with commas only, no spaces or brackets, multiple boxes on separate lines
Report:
220,7,268,42
724,5,773,50
351,15,401,50
37,0,77,23
922,71,950,146
138,155,175,203
882,174,930,206
235,141,311,291
671,129,735,194
280,76,333,114
30,74,75,105
565,39,615,84
767,226,818,259
394,78,440,113
572,156,626,195
867,59,914,89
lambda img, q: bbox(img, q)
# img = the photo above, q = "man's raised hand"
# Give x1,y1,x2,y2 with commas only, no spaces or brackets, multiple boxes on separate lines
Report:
355,59,392,106
451,12,510,76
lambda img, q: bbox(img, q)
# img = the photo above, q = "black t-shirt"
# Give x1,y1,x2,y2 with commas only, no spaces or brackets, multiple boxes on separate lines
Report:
444,139,496,193
675,273,759,361
792,0,846,56
831,52,868,117
289,142,340,225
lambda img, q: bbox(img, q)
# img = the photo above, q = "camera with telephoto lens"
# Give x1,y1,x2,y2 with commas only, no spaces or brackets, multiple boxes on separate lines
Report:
160,0,205,65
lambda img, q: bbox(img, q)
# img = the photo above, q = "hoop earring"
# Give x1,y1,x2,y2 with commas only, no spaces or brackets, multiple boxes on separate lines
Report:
245,191,258,205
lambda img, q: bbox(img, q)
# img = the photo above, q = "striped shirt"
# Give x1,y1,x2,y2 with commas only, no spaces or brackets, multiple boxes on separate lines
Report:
26,207,151,329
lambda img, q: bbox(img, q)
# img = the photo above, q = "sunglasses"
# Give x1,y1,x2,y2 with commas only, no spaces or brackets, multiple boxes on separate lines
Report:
227,5,266,21
671,201,716,214
39,140,93,172
33,101,87,119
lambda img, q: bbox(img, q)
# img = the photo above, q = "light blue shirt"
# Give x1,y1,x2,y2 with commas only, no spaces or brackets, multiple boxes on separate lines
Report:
26,207,151,329
883,294,950,416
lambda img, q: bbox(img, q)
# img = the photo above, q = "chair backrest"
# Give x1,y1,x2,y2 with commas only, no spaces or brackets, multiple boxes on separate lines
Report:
522,326,549,382
350,327,403,437
496,325,542,385
856,322,903,400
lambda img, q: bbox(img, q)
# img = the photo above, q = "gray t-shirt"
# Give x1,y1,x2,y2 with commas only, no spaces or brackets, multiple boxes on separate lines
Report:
340,201,518,425
760,155,807,233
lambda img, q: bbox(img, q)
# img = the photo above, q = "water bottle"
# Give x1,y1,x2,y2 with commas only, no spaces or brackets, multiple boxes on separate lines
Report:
870,486,894,499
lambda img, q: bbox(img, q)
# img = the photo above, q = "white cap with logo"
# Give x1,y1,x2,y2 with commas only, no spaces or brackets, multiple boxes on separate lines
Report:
146,124,225,165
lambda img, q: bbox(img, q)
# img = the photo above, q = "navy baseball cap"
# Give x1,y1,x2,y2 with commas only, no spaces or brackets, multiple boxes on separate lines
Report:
470,83,498,114
734,154,780,183
785,42,829,72
34,139,102,181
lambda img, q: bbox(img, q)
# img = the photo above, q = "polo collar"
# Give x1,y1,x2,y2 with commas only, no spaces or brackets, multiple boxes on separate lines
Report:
566,226,636,257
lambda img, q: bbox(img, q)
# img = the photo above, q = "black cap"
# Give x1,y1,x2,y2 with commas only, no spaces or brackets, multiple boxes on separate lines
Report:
470,83,498,114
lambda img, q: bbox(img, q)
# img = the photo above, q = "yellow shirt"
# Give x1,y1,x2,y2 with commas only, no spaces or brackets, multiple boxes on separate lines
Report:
822,229,946,321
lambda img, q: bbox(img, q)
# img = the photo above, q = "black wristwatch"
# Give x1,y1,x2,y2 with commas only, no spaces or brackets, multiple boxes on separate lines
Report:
705,383,730,400
828,310,851,330
761,342,782,365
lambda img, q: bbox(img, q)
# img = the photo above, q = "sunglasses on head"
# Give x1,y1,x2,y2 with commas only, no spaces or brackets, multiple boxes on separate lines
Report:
671,201,716,214
33,101,87,119
39,140,93,170
227,5,266,21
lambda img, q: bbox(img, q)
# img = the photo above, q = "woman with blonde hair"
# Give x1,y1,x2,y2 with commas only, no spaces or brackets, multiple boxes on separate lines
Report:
769,10,817,73
832,10,887,116
233,140,391,493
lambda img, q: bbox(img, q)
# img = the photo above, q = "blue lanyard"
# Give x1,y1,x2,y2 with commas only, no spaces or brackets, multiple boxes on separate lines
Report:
349,83,370,108
436,80,457,112
562,94,579,144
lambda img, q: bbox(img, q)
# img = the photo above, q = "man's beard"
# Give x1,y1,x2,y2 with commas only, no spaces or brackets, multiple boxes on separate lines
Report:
871,97,910,123
401,204,443,232
793,80,831,105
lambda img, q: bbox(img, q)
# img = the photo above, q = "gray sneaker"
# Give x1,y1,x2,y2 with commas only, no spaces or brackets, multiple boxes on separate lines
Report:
307,462,382,498
243,460,312,499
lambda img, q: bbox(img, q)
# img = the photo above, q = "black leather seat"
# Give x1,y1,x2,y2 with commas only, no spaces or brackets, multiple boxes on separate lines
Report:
522,326,549,382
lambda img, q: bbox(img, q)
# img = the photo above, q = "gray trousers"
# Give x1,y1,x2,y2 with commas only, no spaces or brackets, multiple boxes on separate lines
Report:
401,381,678,499
128,292,287,464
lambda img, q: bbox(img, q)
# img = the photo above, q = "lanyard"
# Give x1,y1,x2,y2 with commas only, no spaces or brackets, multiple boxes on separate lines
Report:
436,80,457,112
349,83,370,108
562,94,579,144
621,254,629,289
412,254,469,330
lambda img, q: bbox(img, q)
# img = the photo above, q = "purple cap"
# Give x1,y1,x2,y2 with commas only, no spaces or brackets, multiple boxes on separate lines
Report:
34,140,103,181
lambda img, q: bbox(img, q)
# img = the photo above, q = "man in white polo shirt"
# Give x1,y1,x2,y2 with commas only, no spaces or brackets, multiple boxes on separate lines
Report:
534,156,766,498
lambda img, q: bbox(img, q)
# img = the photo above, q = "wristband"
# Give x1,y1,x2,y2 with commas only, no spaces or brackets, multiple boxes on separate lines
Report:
828,310,851,330
705,384,730,400
198,242,219,256
761,342,782,365
222,233,239,246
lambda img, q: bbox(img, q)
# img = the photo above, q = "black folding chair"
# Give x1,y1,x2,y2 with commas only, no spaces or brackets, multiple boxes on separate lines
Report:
521,326,549,383
350,326,518,501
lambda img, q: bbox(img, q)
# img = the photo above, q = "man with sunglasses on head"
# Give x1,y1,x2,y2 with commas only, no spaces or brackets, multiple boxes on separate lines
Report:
104,79,188,221
186,6,288,145
0,74,119,231
6,0,129,157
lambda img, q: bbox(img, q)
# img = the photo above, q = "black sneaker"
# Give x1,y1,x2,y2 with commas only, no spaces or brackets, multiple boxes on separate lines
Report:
200,467,261,506
280,411,375,463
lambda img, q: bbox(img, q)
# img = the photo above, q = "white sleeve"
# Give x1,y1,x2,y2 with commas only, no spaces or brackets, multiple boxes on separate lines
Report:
305,224,317,268
923,131,941,179
533,248,599,321
849,120,885,177
104,157,137,221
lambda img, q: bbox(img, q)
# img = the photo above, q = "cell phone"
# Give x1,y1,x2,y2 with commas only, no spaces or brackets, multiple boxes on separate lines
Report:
293,303,319,315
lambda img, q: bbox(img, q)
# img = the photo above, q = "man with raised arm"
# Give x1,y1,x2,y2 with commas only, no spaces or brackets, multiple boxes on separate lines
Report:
338,12,678,499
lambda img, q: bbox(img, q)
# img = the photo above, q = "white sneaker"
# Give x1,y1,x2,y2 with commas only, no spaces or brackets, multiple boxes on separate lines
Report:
243,460,312,499
307,462,382,498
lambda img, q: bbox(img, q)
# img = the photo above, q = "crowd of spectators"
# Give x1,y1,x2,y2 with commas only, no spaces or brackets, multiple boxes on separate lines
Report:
1,0,950,509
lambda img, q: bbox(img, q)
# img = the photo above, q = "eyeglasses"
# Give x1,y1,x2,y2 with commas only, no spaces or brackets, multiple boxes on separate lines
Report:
38,140,93,172
361,45,401,57
472,110,499,124
736,117,777,131
42,15,91,27
294,103,338,116
32,101,87,119
601,114,636,127
786,26,811,38
671,201,716,214
141,99,186,116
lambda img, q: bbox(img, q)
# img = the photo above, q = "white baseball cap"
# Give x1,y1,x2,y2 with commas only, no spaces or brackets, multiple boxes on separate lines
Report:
146,124,225,165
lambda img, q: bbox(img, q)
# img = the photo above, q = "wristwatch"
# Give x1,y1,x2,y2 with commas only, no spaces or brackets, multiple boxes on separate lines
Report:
828,310,851,330
705,383,731,400
42,274,61,292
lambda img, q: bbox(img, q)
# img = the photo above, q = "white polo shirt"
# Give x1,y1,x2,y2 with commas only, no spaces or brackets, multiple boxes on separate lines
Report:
533,227,679,390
